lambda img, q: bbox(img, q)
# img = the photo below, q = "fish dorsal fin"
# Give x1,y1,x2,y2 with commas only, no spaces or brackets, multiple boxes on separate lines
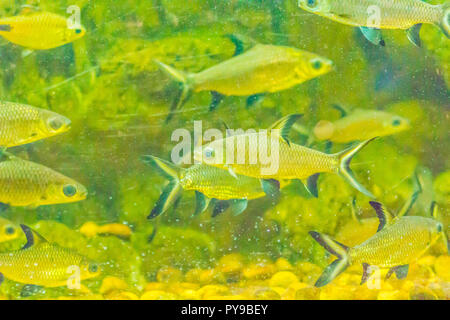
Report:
19,5,40,15
268,114,303,146
332,104,349,118
369,201,395,232
20,225,48,250
430,201,439,220
397,171,422,218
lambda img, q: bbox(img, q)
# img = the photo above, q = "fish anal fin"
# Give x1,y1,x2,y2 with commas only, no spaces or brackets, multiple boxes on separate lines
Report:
212,200,230,218
261,179,281,199
20,224,48,250
246,94,265,109
406,24,422,47
302,173,320,198
360,27,385,46
386,265,409,280
360,263,372,285
209,91,225,112
230,199,248,216
193,191,211,216
369,201,395,232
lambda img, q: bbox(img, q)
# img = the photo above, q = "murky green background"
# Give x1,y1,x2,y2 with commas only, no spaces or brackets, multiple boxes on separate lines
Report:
0,0,448,299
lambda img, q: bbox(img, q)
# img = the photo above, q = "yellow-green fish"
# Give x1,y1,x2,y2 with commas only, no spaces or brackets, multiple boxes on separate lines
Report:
310,201,448,287
155,43,333,121
193,114,375,198
0,225,100,287
0,102,71,148
0,11,86,50
0,151,87,208
298,0,450,46
142,155,286,218
0,218,20,243
311,107,411,143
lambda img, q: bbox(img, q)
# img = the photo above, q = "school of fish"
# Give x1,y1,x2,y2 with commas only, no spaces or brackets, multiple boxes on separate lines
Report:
0,1,447,299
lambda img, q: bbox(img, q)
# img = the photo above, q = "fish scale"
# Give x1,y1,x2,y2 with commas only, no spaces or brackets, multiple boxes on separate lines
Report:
331,0,442,28
0,154,87,207
0,12,85,50
0,102,71,148
350,216,437,267
181,164,273,200
0,243,86,286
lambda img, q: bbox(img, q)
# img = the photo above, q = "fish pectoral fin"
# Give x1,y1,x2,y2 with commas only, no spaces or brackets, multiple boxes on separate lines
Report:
359,27,385,46
212,200,230,218
209,91,225,112
193,191,211,216
386,265,409,280
268,114,303,146
230,199,248,216
406,24,422,47
301,174,320,198
360,263,373,285
351,196,362,224
20,224,48,250
369,201,395,232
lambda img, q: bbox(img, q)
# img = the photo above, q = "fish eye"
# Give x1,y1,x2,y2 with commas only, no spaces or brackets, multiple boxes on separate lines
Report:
63,185,77,197
5,226,15,235
48,118,63,131
437,223,443,233
75,29,83,34
392,119,402,127
205,148,215,158
311,59,323,70
307,0,318,8
88,263,99,273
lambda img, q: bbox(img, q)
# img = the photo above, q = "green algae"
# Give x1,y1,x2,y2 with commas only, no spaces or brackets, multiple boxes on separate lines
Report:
0,0,447,299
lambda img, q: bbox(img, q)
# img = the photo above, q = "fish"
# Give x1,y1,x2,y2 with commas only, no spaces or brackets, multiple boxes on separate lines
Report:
0,225,100,287
308,105,411,143
298,0,450,46
0,102,71,149
79,222,132,239
0,218,21,243
0,11,86,50
193,114,376,198
155,43,333,121
0,151,87,208
142,155,285,219
310,201,448,287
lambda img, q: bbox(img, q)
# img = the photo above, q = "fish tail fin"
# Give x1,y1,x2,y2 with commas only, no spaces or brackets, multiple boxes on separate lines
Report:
437,3,450,38
154,60,193,123
309,231,351,287
141,155,183,219
335,138,376,198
